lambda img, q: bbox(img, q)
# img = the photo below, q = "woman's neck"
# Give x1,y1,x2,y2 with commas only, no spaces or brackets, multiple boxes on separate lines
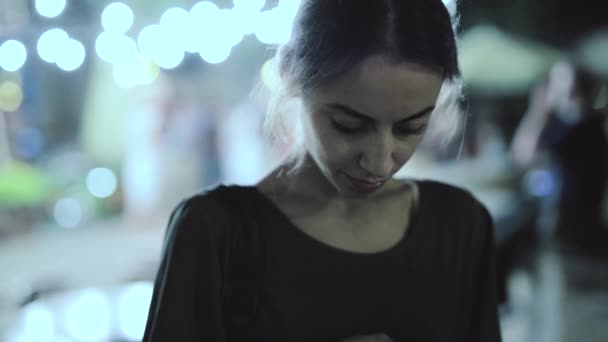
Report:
269,153,339,201
261,152,403,212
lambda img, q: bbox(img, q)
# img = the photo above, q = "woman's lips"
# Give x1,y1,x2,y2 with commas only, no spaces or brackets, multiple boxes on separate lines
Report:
344,174,386,193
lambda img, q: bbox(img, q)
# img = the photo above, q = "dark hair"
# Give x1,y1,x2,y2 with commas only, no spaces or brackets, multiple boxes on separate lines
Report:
264,0,464,157
279,0,460,94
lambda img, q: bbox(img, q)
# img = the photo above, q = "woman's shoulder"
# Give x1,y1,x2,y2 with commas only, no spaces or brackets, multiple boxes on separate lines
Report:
414,179,492,225
413,179,494,253
163,184,259,243
186,183,256,207
415,179,479,204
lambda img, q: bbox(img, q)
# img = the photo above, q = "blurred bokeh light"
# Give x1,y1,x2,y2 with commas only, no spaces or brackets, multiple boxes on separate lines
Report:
53,197,83,229
37,29,70,64
86,168,117,199
117,282,154,341
0,40,27,72
65,289,111,342
35,0,66,18
0,81,24,112
56,39,86,72
101,2,135,34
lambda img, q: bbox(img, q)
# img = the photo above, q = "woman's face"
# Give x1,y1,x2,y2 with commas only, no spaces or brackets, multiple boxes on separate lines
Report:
300,55,443,197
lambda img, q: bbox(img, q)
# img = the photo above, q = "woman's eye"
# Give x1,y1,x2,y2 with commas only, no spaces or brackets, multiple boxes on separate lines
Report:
331,120,366,134
395,123,428,136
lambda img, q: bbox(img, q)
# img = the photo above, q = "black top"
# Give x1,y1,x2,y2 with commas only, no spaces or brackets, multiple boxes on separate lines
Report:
143,180,502,342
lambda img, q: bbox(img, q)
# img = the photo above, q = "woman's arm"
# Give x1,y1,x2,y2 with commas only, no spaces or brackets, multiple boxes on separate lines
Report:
509,80,558,169
142,197,227,341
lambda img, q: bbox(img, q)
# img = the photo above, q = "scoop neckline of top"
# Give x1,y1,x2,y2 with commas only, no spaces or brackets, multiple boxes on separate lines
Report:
241,179,422,258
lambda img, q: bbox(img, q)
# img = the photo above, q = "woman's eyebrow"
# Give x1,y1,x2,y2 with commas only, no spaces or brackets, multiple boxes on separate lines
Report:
327,103,435,122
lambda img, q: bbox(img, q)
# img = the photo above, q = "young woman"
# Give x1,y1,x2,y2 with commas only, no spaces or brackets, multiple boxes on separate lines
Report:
143,1,502,341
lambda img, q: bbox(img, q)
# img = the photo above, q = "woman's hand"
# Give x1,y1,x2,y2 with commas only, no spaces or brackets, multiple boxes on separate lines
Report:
341,333,393,342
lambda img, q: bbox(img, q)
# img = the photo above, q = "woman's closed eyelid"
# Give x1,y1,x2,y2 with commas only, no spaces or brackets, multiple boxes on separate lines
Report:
330,113,366,126
331,120,367,134
327,107,429,134
395,123,428,135
333,117,364,125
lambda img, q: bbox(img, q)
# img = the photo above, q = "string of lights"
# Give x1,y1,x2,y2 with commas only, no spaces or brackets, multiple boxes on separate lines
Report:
0,0,302,75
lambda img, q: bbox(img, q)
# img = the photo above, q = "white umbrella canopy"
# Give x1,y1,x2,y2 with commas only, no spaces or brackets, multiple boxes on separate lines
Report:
459,25,561,95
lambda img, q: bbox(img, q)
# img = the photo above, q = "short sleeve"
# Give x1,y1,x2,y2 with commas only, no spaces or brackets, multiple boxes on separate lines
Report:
142,196,227,342
469,201,502,342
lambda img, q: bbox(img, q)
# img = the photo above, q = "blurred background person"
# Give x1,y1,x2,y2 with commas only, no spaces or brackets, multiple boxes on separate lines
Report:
511,60,608,254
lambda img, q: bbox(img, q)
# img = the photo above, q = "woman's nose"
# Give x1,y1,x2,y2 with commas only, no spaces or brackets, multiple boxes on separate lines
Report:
358,136,395,178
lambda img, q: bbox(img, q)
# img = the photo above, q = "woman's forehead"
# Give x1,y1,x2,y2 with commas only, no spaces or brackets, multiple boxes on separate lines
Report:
305,56,443,119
